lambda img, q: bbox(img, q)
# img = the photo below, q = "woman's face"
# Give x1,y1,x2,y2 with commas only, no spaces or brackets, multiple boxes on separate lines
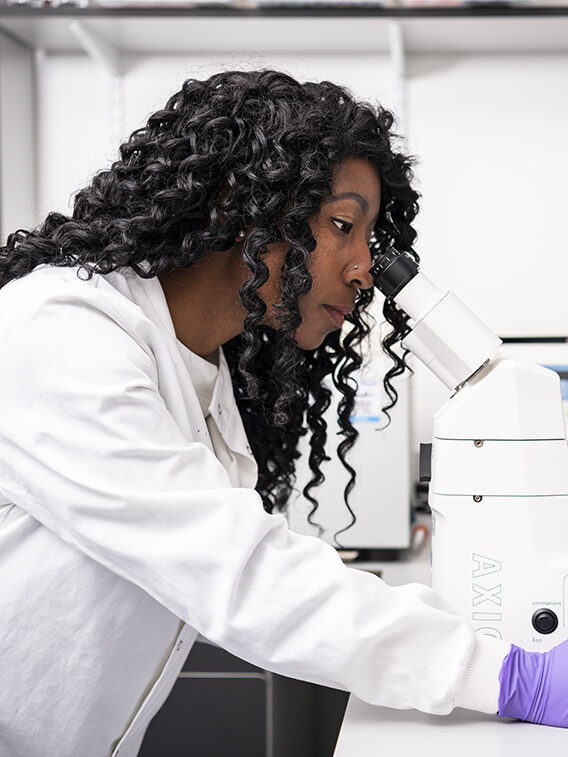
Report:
262,157,381,350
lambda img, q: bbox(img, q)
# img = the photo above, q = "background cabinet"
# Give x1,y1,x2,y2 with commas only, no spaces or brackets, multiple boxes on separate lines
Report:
138,641,348,757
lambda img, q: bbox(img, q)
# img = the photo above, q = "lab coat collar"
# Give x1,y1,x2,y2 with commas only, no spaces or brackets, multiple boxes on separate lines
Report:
176,340,219,419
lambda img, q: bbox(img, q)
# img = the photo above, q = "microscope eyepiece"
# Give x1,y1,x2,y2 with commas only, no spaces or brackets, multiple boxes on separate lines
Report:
371,248,419,299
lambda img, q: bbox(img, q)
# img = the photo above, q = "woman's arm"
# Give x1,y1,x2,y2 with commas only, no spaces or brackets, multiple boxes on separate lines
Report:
0,271,508,716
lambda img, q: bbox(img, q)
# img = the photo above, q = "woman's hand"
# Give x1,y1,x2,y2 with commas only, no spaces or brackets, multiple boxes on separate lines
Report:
498,639,568,726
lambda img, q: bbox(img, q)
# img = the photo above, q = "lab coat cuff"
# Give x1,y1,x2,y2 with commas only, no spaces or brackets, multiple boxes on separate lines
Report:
453,634,511,715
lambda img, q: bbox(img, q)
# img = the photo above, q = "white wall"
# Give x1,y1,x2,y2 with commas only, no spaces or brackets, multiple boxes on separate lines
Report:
28,42,568,497
407,53,568,337
0,30,35,241
37,52,113,220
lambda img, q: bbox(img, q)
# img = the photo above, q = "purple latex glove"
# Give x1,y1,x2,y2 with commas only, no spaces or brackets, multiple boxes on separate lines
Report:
498,640,568,726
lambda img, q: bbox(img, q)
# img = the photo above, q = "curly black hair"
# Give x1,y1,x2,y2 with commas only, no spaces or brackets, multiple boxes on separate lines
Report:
0,69,419,535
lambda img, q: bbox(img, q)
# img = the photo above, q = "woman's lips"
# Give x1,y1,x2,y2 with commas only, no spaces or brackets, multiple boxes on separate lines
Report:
323,304,350,328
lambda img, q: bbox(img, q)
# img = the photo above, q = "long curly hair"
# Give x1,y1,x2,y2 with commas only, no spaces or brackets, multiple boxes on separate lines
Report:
0,69,419,532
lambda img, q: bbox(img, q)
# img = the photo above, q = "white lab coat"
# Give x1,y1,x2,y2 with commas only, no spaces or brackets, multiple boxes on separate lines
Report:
0,265,510,757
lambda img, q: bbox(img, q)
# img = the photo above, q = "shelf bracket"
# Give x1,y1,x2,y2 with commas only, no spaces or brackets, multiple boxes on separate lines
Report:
68,21,125,156
68,21,121,78
387,20,407,140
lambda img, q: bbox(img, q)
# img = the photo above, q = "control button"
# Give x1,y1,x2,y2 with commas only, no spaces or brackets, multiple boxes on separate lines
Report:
532,609,559,635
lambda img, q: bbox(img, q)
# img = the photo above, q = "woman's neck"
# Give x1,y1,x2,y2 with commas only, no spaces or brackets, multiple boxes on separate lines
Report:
158,249,247,357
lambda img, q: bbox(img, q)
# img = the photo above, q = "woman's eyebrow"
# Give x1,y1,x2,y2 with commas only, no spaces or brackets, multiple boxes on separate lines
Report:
329,192,369,214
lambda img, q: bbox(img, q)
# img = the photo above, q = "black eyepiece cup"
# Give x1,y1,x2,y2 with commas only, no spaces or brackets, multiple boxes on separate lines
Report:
371,249,419,299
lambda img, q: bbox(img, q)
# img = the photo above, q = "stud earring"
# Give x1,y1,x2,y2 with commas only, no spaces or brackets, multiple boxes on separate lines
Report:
353,265,359,270
236,230,246,240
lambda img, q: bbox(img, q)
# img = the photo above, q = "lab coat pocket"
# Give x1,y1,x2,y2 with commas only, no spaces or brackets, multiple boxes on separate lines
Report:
110,623,198,757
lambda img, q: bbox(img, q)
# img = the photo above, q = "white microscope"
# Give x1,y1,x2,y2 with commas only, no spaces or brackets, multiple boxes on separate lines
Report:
372,249,568,652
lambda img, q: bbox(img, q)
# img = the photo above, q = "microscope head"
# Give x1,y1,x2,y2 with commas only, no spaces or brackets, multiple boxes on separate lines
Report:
371,249,502,392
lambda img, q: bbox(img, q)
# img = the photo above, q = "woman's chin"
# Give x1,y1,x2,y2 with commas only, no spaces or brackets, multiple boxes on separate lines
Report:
293,329,331,351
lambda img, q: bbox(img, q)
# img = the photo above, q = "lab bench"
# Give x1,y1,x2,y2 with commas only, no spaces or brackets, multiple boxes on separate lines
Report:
334,698,568,757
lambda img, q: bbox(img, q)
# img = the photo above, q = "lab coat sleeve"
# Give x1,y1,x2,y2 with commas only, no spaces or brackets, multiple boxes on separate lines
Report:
0,279,508,716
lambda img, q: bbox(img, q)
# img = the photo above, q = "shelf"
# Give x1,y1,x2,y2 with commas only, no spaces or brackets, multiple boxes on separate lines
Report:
3,3,568,16
2,11,568,53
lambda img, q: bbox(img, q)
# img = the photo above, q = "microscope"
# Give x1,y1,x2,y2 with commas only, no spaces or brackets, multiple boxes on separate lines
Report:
372,249,568,652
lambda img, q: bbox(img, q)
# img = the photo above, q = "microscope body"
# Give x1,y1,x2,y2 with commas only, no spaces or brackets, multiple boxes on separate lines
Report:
430,357,568,651
372,249,568,652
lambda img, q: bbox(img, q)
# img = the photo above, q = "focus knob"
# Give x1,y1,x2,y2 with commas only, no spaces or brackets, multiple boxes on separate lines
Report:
531,609,559,635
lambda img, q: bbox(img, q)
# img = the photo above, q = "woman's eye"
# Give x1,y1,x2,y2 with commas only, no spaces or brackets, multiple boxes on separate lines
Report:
331,217,353,235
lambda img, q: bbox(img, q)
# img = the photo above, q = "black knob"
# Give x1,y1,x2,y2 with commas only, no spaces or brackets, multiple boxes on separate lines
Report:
371,249,419,299
531,609,559,635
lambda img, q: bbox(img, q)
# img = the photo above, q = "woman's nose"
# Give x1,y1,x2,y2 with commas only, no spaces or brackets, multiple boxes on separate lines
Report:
346,245,374,290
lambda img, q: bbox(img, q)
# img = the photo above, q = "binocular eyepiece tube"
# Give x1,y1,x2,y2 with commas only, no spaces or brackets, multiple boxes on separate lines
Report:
371,249,501,392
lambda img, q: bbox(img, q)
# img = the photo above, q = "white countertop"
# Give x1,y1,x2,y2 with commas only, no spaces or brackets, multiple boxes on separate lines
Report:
334,523,568,754
334,695,567,757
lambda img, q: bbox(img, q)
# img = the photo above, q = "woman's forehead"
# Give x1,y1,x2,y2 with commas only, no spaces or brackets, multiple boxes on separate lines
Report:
330,158,381,211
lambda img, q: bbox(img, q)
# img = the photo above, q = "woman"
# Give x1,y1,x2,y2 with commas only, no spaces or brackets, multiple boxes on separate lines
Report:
0,70,565,757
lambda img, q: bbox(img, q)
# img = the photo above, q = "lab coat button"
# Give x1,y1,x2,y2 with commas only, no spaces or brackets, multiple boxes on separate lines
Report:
176,640,184,651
